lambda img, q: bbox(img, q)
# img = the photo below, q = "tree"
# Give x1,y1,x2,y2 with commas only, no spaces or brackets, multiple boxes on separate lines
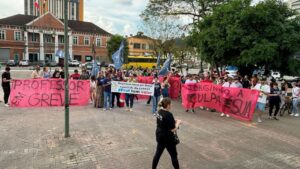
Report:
106,35,129,63
191,0,300,75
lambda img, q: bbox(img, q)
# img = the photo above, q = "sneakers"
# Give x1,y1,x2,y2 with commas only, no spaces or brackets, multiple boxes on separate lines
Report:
130,109,133,112
290,113,295,116
268,116,272,119
295,114,299,117
226,114,230,118
109,108,112,110
126,108,129,111
185,110,189,113
103,108,107,111
273,117,279,120
257,117,262,123
220,113,225,117
4,104,9,107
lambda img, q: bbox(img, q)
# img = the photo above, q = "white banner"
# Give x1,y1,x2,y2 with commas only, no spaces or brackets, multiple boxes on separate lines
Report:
111,81,154,96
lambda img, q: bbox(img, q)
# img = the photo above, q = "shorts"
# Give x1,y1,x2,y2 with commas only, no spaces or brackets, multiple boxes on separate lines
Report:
256,102,266,112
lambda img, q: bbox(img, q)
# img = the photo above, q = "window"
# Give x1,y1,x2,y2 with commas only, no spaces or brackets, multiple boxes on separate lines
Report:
74,55,81,61
31,33,38,42
73,36,78,45
149,45,154,50
96,38,101,46
14,31,21,41
44,34,53,43
141,44,146,49
0,30,6,40
85,56,92,62
58,36,64,43
133,43,141,49
84,37,90,45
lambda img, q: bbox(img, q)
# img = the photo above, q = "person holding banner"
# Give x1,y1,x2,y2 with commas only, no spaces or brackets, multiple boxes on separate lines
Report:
31,65,42,79
185,74,197,113
152,75,162,114
123,73,137,112
111,73,121,108
152,98,181,169
1,66,11,107
101,73,112,111
95,72,104,108
42,66,51,79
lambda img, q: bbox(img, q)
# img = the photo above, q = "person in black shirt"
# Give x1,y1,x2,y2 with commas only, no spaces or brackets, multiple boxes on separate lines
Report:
152,98,181,169
2,66,11,106
269,82,281,120
111,73,121,108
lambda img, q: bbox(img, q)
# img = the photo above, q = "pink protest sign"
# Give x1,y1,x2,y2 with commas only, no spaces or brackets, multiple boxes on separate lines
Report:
10,79,90,108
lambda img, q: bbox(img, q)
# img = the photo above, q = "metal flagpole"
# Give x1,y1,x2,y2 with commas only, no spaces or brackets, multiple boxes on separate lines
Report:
64,0,70,138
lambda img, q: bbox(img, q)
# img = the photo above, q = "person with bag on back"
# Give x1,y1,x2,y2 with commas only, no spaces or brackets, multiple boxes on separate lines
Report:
152,98,181,169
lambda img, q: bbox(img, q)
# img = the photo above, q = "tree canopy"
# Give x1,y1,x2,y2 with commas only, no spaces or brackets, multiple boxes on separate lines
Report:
106,35,129,63
191,0,300,75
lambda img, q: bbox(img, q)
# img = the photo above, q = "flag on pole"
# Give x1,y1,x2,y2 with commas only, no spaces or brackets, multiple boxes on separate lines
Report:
156,53,161,69
91,60,100,77
34,0,39,9
112,41,125,70
159,53,172,76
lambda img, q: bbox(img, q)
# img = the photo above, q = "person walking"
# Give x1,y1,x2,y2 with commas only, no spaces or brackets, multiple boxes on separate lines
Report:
152,98,181,169
291,82,300,117
2,66,11,106
268,82,281,120
152,74,162,114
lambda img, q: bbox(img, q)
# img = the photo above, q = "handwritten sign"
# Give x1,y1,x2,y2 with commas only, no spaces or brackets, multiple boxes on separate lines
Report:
10,79,90,108
111,81,154,96
182,83,259,121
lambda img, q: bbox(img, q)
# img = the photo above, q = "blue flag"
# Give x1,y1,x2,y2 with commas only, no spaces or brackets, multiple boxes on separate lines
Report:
159,53,172,76
156,54,161,69
112,41,125,70
91,60,99,77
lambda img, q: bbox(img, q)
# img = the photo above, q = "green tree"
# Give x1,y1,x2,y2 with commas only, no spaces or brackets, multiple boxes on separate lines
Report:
106,35,129,63
191,0,300,75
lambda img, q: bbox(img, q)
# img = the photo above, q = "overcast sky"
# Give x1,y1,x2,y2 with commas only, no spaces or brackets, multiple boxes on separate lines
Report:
0,0,147,35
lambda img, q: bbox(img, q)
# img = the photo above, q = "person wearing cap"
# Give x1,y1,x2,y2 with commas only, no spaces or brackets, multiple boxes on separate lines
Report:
291,82,300,117
70,69,81,80
2,66,11,106
252,77,270,123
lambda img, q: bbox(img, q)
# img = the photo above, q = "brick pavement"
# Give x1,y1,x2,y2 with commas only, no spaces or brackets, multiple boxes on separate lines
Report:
0,98,300,169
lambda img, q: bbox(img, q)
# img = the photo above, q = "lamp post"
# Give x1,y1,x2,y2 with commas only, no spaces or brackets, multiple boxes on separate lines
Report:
64,0,70,138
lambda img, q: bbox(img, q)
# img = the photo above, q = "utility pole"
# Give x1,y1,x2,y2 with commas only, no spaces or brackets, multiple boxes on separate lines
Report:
64,0,70,138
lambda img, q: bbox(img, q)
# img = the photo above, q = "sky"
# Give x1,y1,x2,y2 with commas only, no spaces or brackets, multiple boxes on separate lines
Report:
0,0,148,35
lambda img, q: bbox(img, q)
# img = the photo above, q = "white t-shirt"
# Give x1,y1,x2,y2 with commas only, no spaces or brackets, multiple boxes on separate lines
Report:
185,79,197,84
253,84,270,104
292,87,300,98
222,82,231,88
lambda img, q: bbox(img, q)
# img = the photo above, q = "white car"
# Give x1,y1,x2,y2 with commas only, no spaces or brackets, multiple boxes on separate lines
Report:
69,60,80,67
19,60,29,67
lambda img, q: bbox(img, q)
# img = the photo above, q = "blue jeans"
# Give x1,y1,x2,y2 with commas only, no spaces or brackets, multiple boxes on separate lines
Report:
292,98,299,114
152,96,160,113
125,94,134,108
104,91,111,109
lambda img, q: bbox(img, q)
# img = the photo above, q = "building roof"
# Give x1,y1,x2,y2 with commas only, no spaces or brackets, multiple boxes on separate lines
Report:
0,14,111,36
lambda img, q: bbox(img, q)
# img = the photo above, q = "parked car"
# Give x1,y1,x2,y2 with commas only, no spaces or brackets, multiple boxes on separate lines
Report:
47,61,58,67
6,60,16,66
19,60,29,67
85,62,93,70
69,60,80,67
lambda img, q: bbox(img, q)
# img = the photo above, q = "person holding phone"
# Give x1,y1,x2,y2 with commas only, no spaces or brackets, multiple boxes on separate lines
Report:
152,98,181,169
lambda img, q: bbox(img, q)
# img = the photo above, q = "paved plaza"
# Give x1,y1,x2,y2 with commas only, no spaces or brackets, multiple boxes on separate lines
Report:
0,69,300,169
1,98,300,169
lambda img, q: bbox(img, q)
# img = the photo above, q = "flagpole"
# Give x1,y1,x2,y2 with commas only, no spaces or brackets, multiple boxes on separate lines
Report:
64,0,70,138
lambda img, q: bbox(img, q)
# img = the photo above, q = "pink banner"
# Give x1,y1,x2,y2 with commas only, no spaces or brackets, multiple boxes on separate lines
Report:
10,79,90,108
182,83,259,121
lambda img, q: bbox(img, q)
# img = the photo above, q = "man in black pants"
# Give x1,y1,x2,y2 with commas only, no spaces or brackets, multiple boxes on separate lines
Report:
2,66,11,107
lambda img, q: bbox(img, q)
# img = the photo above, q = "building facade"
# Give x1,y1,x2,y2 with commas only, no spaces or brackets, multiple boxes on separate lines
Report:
127,32,155,57
288,0,300,13
0,12,111,64
24,0,84,21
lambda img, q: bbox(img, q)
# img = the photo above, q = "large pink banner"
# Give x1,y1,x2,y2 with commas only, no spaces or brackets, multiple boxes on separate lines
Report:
10,79,90,108
182,83,259,121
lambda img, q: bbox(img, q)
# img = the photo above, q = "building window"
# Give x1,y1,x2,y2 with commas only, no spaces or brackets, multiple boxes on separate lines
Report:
133,43,141,49
0,30,6,40
14,31,21,41
74,55,81,61
58,36,64,43
84,37,90,46
96,38,101,47
73,36,78,45
85,56,92,62
141,44,146,49
31,33,38,42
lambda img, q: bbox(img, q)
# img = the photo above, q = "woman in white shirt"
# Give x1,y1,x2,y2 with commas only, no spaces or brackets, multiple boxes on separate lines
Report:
291,82,300,117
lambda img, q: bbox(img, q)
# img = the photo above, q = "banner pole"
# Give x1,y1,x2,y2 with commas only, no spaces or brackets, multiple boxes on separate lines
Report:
64,0,70,138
